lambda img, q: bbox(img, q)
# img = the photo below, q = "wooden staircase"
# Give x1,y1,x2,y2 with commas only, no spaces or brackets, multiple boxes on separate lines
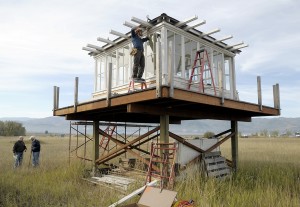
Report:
202,151,231,179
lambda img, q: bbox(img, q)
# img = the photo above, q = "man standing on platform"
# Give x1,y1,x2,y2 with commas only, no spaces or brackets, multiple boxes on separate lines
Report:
131,26,149,82
29,136,41,167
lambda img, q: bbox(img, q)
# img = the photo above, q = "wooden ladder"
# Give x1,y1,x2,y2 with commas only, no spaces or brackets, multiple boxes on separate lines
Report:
146,142,177,190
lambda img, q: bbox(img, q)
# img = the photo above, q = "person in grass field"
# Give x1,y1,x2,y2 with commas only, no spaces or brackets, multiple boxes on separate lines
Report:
29,136,41,167
13,136,27,168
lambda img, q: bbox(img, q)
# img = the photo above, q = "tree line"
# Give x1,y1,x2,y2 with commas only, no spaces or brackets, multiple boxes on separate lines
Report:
0,121,26,136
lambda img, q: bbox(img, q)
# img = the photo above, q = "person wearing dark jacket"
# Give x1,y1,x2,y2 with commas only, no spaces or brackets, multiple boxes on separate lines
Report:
131,26,149,81
13,136,27,168
30,136,41,167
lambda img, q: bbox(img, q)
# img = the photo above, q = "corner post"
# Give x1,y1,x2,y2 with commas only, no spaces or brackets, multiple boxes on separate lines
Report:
257,76,262,111
53,86,60,114
231,120,238,172
74,77,78,112
168,40,174,97
92,120,100,176
156,34,162,97
107,63,112,107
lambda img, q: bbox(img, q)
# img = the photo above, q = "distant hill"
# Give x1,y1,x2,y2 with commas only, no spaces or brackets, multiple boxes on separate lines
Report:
1,116,299,135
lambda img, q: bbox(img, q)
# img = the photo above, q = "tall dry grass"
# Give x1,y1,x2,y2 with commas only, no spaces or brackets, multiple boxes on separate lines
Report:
0,136,300,206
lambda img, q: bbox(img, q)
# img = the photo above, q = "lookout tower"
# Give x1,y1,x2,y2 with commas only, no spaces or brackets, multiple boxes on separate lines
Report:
53,14,280,177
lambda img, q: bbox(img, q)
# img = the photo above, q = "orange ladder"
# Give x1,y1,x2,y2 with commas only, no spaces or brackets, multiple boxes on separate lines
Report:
128,79,147,92
188,49,216,95
146,142,177,189
99,125,116,156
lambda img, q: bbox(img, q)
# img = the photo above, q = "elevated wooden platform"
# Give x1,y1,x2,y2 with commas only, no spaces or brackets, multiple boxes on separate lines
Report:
53,86,279,123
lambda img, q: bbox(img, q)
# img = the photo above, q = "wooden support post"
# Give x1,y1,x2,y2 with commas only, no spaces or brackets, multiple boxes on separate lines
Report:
68,121,71,165
160,115,169,187
276,83,281,115
160,115,169,144
231,120,238,172
53,86,60,112
92,120,100,176
53,86,57,112
156,40,162,97
257,76,262,111
107,63,112,107
168,41,174,98
74,77,78,112
273,83,281,113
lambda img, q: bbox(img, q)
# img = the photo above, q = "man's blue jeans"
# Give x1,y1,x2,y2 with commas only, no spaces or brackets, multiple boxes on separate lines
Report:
14,152,24,168
32,151,40,167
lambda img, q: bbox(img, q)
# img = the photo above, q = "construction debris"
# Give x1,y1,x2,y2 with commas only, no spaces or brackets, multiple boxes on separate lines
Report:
121,186,177,207
108,180,158,207
91,175,135,191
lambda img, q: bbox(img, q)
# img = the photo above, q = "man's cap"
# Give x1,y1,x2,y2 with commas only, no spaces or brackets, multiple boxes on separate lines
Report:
30,136,35,140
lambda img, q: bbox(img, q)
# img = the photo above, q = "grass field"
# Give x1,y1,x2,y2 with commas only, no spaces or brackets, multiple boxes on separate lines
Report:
0,136,299,207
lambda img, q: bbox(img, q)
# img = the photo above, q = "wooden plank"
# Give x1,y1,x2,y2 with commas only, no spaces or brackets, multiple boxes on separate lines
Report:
169,132,205,153
204,132,234,153
206,163,228,171
204,157,225,164
170,87,280,115
127,103,251,121
111,90,157,106
96,126,160,164
101,131,160,172
208,168,230,177
203,151,221,158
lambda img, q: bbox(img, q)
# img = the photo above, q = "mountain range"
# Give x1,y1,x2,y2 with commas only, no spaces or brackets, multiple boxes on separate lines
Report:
1,116,299,136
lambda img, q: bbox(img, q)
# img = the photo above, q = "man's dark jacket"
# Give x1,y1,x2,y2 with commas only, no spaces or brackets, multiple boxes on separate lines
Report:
13,140,27,153
32,139,41,152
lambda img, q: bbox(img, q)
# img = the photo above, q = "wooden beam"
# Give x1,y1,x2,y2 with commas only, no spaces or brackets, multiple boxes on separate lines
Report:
127,103,251,121
169,132,204,153
95,126,160,164
92,120,99,176
170,88,279,115
204,132,235,153
211,129,231,138
231,121,238,172
97,128,160,171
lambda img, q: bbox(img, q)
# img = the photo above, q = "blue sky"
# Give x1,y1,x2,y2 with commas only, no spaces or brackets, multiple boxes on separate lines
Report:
0,0,299,118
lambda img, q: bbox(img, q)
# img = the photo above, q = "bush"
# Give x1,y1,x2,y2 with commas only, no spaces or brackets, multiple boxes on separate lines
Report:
0,121,26,136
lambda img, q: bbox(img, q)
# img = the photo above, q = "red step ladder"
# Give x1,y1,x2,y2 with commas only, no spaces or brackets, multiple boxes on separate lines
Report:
99,125,116,156
146,142,177,190
188,49,216,95
128,79,147,92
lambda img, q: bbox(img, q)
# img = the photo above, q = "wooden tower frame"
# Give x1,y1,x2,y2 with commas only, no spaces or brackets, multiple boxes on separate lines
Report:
53,14,280,176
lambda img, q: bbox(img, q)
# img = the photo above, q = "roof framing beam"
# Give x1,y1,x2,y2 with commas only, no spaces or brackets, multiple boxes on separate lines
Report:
123,21,138,28
200,28,221,37
225,41,244,49
82,47,100,53
213,35,233,43
97,37,115,45
175,15,198,27
109,29,129,39
86,44,104,51
131,16,153,28
230,44,249,51
184,20,206,31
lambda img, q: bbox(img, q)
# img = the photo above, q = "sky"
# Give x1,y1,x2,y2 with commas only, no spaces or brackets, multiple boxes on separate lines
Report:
0,0,299,118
